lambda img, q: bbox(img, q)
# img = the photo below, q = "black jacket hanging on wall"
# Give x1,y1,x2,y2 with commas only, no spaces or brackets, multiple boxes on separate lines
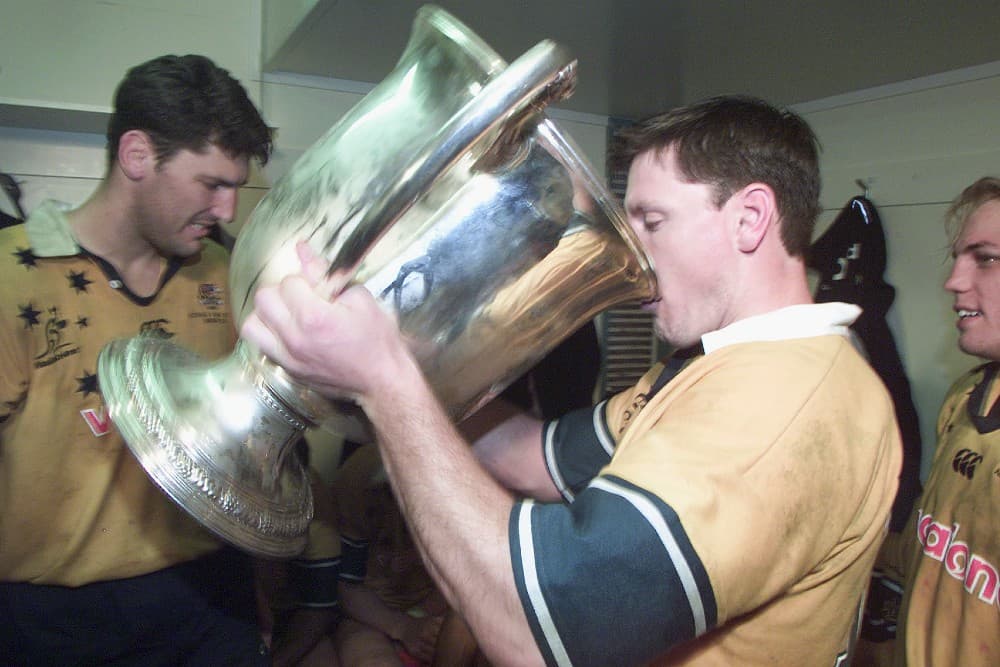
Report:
807,196,923,532
0,172,26,229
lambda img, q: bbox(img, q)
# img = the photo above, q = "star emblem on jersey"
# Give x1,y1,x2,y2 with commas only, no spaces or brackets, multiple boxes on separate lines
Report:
14,247,38,269
68,270,93,293
76,370,99,397
18,302,41,328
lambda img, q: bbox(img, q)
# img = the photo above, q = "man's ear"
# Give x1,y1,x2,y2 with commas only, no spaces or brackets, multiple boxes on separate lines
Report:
117,130,155,181
734,183,777,253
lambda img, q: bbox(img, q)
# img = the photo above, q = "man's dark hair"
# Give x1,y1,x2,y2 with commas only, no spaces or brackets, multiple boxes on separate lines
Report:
611,95,821,257
106,54,272,168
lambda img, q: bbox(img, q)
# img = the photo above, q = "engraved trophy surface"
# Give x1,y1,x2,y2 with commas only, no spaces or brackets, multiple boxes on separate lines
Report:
98,5,656,557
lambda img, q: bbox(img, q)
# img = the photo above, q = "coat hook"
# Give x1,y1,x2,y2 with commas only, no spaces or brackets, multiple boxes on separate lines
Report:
855,178,873,199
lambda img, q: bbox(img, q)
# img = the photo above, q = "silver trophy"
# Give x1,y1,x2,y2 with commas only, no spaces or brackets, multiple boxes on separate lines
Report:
98,5,656,558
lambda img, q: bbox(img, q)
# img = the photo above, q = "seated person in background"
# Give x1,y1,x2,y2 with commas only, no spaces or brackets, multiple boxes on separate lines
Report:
255,438,343,667
334,443,487,666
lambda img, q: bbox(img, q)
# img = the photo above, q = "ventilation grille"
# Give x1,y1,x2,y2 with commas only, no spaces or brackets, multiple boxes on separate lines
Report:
599,304,658,397
598,118,659,398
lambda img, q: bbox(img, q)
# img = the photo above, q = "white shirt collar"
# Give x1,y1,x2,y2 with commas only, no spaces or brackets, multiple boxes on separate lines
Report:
26,199,80,258
701,302,861,354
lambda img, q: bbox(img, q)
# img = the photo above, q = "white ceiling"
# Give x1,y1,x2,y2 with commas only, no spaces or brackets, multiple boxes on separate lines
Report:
263,1,1000,120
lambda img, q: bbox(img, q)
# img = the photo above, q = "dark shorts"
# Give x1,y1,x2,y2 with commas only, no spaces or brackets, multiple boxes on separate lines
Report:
0,548,269,666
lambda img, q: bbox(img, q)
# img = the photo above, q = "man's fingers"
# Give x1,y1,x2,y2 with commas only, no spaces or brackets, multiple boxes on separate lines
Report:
294,241,355,298
276,274,332,329
240,311,285,363
242,280,307,363
295,241,328,287
255,280,298,327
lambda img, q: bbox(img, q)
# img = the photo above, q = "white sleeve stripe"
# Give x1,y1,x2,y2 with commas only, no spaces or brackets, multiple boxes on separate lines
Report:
543,420,574,502
341,536,367,548
592,400,615,456
291,558,341,570
517,500,574,667
872,574,904,595
589,477,708,635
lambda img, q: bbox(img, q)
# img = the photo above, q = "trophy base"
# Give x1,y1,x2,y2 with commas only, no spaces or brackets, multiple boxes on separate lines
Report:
98,335,313,558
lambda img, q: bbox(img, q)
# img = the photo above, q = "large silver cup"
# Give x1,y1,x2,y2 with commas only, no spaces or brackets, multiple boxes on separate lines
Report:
98,5,656,558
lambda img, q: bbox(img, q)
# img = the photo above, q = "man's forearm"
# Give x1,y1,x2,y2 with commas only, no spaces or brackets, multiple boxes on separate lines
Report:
473,412,562,502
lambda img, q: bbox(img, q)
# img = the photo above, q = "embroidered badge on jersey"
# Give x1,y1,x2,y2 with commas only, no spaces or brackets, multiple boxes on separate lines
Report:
198,282,224,308
191,282,229,325
618,353,699,435
952,448,984,480
27,305,81,368
139,318,176,338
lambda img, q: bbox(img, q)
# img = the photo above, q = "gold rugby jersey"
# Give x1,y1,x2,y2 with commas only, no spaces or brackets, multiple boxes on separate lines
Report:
511,303,903,666
0,201,235,585
893,363,1000,666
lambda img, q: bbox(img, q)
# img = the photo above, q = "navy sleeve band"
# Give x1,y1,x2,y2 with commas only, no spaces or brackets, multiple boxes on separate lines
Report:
510,475,717,666
544,402,614,502
338,536,368,583
289,556,341,608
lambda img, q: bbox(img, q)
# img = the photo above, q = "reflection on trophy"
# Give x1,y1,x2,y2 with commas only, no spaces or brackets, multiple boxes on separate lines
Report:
97,5,656,558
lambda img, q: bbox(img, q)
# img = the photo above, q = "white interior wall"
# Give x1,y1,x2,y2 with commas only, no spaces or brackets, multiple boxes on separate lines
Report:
0,0,262,110
800,68,1000,479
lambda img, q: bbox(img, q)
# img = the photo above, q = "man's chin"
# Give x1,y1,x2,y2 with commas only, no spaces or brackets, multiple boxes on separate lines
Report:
170,242,204,260
956,334,1000,361
655,324,693,350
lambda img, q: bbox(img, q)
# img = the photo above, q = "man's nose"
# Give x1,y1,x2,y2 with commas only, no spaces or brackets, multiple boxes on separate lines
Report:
212,187,238,224
944,261,968,293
